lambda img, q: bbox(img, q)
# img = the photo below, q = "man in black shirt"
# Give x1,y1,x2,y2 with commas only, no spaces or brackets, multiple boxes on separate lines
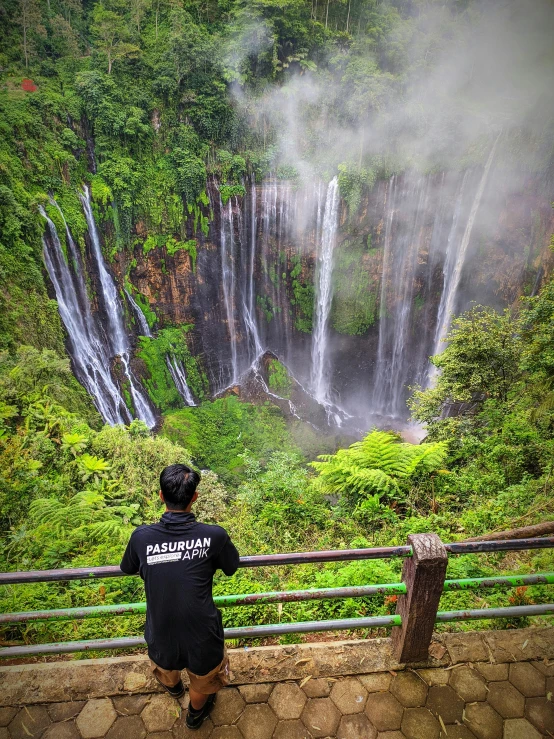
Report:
120,463,240,730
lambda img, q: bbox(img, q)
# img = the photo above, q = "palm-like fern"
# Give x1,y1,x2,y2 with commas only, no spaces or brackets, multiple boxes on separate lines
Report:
310,430,447,504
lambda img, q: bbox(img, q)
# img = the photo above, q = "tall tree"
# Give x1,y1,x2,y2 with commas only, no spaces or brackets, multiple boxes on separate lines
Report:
91,4,139,73
17,0,45,68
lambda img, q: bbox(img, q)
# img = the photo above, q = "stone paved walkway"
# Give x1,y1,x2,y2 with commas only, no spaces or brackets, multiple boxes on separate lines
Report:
1,659,554,739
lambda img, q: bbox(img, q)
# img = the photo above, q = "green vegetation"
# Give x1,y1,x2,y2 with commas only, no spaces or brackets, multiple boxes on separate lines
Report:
290,255,314,332
138,326,207,411
331,236,379,335
267,359,293,398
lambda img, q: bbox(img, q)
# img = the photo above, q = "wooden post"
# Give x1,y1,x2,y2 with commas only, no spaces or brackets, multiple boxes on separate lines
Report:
392,533,447,663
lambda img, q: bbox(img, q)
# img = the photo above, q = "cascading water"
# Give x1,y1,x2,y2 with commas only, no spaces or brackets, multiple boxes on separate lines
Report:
429,133,502,374
40,206,130,425
80,186,156,428
125,290,152,337
310,176,339,405
219,196,239,386
166,356,196,407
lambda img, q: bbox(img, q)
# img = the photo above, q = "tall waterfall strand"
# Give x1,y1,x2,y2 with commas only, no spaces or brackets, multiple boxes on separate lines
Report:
244,179,263,361
80,186,156,428
40,207,130,425
430,133,501,371
371,175,430,418
125,290,152,337
311,176,340,405
166,356,196,406
220,197,238,385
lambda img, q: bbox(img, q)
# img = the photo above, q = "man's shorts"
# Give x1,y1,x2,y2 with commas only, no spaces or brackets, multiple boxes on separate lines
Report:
151,652,231,694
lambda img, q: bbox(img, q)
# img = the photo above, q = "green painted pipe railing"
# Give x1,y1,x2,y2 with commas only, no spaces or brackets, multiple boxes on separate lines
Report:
2,572,553,625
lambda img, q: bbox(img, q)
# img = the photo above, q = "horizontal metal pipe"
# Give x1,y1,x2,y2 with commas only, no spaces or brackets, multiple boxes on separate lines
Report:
2,573,553,625
436,602,554,622
1,538,553,585
1,603,553,658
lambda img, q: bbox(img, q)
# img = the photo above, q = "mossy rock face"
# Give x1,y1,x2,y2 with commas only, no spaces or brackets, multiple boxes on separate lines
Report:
331,236,381,336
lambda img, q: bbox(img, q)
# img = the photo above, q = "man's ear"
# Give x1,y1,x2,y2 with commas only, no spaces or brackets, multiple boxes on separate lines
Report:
159,490,164,502
191,491,199,503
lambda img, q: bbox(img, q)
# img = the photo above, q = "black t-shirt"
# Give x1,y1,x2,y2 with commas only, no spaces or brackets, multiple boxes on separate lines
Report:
120,510,240,674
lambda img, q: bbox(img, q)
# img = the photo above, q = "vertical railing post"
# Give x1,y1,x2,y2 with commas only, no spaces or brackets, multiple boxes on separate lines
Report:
392,533,447,662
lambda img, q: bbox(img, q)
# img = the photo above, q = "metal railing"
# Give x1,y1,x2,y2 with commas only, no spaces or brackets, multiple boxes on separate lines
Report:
1,535,553,661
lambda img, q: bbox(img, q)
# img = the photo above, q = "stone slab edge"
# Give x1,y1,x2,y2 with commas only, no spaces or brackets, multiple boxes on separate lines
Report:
0,626,552,706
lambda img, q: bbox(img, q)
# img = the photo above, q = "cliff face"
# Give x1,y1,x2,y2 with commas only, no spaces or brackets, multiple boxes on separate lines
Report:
99,166,553,426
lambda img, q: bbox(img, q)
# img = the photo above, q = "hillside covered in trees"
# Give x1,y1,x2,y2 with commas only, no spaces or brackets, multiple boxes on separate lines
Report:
0,0,553,651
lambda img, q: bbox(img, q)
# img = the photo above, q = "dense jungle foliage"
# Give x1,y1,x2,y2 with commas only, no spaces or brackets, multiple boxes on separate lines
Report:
0,0,553,653
2,284,554,649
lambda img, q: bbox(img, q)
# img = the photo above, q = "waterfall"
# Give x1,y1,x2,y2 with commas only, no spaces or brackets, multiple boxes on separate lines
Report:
243,180,263,361
40,206,131,426
311,176,339,405
429,134,501,372
166,356,196,406
80,186,156,428
371,175,431,418
220,197,239,385
125,290,152,337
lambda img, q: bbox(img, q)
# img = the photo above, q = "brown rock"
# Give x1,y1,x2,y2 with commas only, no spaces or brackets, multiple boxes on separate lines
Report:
112,695,150,715
273,719,313,739
330,678,368,714
42,723,80,739
268,682,307,720
105,715,147,739
358,673,391,692
301,697,341,738
463,702,503,739
47,703,86,722
532,659,554,677
301,678,332,698
236,703,277,739
148,733,173,739
140,694,179,732
9,705,52,739
486,681,524,718
503,718,542,739
426,685,464,723
364,693,403,732
509,662,545,697
76,699,117,739
442,727,477,739
210,688,245,725
401,707,440,739
211,727,243,739
238,684,273,703
377,733,405,739
524,696,554,734
173,715,214,738
390,672,428,708
337,713,377,739
0,729,9,739
416,669,449,686
474,663,508,682
450,666,488,703
0,708,17,727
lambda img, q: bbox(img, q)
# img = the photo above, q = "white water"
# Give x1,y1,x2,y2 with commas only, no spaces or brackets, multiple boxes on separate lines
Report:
80,186,156,428
125,290,152,337
429,134,501,375
40,206,130,425
166,356,196,406
310,176,339,405
220,197,239,385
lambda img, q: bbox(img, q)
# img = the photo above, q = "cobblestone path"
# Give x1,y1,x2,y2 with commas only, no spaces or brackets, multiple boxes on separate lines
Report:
1,659,553,739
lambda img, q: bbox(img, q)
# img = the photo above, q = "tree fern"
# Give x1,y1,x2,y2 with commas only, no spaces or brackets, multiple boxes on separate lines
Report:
310,429,448,507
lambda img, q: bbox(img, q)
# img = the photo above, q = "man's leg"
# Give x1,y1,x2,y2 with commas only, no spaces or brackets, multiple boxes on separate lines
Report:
150,660,184,697
188,687,209,710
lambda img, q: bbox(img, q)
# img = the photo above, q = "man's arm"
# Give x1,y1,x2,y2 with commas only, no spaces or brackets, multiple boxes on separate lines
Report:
120,534,140,575
213,535,240,576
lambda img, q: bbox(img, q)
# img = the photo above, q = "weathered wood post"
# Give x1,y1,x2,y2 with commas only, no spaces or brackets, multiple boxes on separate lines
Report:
392,533,448,662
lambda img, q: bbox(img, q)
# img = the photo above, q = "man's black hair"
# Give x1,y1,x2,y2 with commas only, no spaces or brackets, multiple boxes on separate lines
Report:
160,464,201,510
